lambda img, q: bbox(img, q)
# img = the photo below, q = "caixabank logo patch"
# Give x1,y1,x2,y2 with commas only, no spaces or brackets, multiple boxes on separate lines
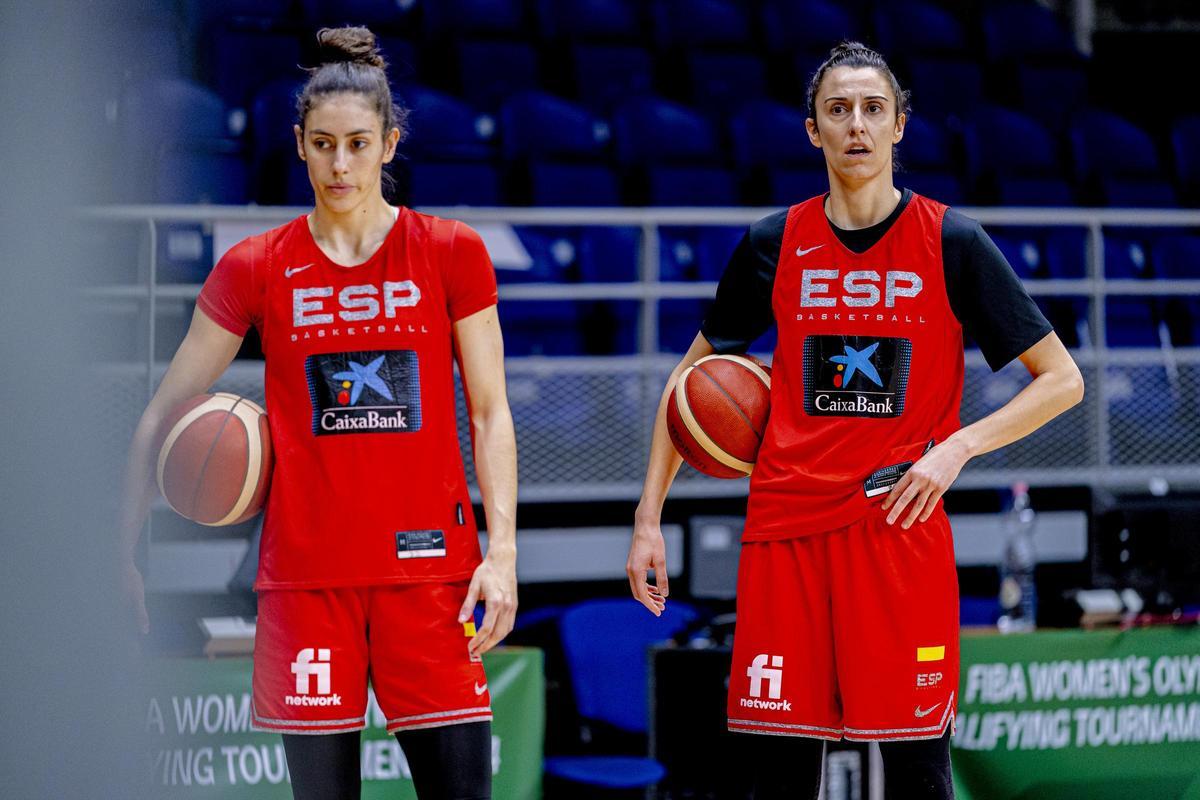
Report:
802,335,911,418
305,350,422,435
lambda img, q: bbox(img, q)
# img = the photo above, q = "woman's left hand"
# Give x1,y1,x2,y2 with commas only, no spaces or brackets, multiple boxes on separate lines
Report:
458,546,518,658
881,438,972,529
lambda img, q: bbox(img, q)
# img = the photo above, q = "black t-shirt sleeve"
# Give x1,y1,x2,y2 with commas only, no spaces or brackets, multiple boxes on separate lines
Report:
943,209,1054,372
700,210,786,353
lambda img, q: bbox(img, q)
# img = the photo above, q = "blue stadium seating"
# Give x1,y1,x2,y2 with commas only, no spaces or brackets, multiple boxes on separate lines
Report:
899,115,964,204
647,167,738,206
500,92,616,205
962,106,1071,205
209,29,302,108
1040,297,1091,349
1171,115,1200,204
729,100,823,171
651,0,754,50
1106,299,1160,347
659,226,745,281
251,79,304,158
499,301,583,355
399,85,497,161
981,2,1080,62
528,163,621,206
1042,228,1090,278
1070,111,1174,207
767,170,832,206
764,0,859,56
422,0,526,37
500,91,610,162
1017,64,1089,133
576,227,641,282
873,1,967,57
1104,233,1152,279
537,0,644,42
303,0,419,29
570,44,656,114
686,52,769,117
659,300,710,352
377,37,419,79
408,162,501,206
987,228,1046,279
185,0,294,33
906,56,985,120
158,146,250,204
614,97,722,165
455,40,541,111
1151,234,1200,279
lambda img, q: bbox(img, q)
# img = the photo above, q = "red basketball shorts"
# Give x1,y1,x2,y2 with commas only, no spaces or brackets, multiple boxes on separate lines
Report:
727,507,959,742
251,582,492,735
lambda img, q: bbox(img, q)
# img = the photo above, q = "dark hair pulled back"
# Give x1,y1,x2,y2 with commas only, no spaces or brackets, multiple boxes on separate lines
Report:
806,41,911,170
296,26,408,141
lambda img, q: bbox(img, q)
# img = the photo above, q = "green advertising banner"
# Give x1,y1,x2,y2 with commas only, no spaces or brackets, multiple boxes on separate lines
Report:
953,627,1200,800
146,648,543,799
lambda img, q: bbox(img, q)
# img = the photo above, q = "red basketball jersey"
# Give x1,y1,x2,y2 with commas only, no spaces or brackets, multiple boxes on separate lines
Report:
745,193,963,541
197,208,497,588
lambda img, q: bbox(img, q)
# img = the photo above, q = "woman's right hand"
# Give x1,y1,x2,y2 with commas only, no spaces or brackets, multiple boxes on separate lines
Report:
627,516,669,616
121,560,150,634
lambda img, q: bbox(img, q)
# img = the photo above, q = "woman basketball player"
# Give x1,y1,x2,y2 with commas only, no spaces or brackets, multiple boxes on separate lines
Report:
628,42,1084,798
119,27,516,800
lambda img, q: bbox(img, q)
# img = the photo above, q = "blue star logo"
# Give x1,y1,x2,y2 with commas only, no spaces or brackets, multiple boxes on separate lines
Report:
830,342,883,387
332,355,394,405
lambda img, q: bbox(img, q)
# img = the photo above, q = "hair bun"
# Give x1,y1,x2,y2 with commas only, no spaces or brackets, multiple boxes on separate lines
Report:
315,26,387,70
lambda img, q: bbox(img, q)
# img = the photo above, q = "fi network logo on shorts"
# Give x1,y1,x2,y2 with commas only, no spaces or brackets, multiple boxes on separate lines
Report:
741,654,791,712
305,349,423,436
287,648,342,707
802,334,911,418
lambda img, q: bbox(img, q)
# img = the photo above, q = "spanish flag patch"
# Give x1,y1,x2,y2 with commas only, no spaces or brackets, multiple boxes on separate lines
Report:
916,646,945,662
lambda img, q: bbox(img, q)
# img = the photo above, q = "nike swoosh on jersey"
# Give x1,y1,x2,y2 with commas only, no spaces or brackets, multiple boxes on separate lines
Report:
285,263,314,278
914,702,942,718
474,682,488,696
795,245,824,257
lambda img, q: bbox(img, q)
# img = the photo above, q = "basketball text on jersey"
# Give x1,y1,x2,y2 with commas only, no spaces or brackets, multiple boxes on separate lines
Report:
802,335,912,418
305,350,422,435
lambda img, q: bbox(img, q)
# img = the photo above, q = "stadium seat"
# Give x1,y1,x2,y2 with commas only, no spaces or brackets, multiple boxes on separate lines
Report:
898,115,964,204
1040,297,1091,349
209,29,302,109
1161,298,1198,347
580,300,640,354
764,0,859,56
1170,115,1200,204
499,301,583,355
407,162,502,206
872,1,967,57
570,44,656,114
981,1,1080,63
377,37,419,79
456,40,541,112
537,0,644,42
500,91,610,163
185,0,293,33
686,52,769,117
399,85,497,161
576,227,641,283
249,79,304,204
729,100,823,172
659,300,710,352
1151,234,1200,279
902,173,965,205
1069,110,1173,207
1105,299,1160,347
1107,365,1182,463
500,91,615,205
987,229,1046,280
962,106,1068,204
422,0,526,37
121,77,247,204
651,0,753,50
304,0,419,29
1104,233,1152,279
905,56,985,121
1017,64,1089,133
659,226,745,281
1042,228,1090,278
614,97,735,205
767,170,832,206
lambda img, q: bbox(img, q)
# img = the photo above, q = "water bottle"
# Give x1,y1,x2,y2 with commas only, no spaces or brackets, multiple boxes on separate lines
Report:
997,482,1037,633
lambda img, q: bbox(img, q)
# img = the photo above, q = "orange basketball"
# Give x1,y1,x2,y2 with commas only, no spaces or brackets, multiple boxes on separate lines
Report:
156,392,273,525
666,354,772,479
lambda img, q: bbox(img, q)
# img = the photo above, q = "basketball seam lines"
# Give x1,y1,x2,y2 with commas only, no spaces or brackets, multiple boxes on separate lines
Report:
189,397,242,523
693,363,762,445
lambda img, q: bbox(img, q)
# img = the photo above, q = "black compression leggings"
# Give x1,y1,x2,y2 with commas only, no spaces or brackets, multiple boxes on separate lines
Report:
282,721,492,800
745,728,953,800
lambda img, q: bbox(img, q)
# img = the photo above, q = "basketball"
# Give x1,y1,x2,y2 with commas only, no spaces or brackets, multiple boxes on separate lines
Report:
666,354,772,479
156,392,273,526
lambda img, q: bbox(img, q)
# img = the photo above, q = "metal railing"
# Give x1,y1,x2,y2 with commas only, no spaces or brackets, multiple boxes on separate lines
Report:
87,204,1200,501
